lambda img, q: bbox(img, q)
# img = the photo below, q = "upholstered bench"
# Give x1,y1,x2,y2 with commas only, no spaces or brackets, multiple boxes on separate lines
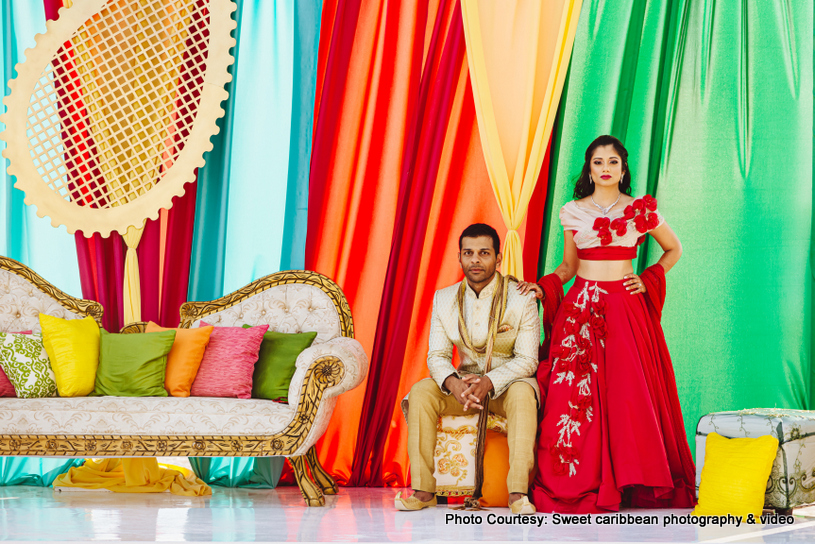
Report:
0,256,368,506
696,409,815,514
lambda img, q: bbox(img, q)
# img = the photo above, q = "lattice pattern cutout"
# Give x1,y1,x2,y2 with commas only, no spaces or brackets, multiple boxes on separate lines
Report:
0,0,236,236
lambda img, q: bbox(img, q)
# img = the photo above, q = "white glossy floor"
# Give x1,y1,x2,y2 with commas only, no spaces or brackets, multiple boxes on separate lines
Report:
2,485,815,542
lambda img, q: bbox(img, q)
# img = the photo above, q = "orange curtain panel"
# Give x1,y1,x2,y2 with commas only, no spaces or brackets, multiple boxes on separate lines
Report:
460,0,582,279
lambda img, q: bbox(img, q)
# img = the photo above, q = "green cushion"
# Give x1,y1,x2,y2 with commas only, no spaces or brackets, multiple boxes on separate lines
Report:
243,325,317,402
93,329,176,397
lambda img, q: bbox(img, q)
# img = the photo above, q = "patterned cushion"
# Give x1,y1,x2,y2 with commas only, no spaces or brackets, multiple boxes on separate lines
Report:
190,323,269,399
0,332,57,398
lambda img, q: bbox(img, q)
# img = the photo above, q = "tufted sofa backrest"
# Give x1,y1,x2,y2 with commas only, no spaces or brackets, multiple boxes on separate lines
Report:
0,257,103,333
180,271,353,345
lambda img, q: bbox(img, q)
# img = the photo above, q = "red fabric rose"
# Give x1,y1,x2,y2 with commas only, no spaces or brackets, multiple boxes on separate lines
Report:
576,395,592,410
578,307,591,324
590,314,605,329
644,194,657,211
615,225,627,237
634,215,647,233
564,303,581,318
646,212,659,230
577,335,591,351
565,319,580,335
576,349,592,364
610,218,624,230
623,205,635,220
593,217,611,231
633,199,645,214
591,298,607,315
594,319,608,339
599,232,613,246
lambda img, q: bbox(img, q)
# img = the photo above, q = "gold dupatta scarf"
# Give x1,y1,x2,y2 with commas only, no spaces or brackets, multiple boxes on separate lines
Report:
455,272,512,509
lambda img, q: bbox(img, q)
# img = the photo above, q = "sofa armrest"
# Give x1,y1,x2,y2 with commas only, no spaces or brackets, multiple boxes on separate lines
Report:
287,337,369,408
119,322,147,334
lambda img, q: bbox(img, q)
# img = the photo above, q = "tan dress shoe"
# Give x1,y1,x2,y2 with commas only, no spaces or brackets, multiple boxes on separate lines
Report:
395,491,437,511
509,495,536,514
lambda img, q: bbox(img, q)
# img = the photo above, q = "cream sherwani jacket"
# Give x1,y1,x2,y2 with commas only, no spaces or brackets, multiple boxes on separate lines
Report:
427,274,541,401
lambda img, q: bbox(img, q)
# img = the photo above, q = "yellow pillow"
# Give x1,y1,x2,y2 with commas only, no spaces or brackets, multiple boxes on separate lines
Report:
693,432,779,519
39,314,100,397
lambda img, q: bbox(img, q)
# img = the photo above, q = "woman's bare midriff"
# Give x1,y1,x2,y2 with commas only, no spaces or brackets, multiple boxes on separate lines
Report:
576,259,634,282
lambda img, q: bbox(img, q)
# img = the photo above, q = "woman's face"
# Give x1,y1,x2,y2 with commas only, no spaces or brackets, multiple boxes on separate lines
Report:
589,144,624,188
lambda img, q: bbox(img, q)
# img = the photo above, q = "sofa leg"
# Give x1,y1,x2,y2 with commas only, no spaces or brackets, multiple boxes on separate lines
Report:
290,455,325,507
305,446,338,495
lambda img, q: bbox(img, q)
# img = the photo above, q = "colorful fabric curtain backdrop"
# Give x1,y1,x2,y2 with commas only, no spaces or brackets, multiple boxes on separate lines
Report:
0,0,80,296
461,0,581,279
308,0,549,486
538,0,813,456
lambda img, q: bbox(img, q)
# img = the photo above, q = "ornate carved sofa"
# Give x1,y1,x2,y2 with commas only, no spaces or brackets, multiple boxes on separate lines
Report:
0,256,368,506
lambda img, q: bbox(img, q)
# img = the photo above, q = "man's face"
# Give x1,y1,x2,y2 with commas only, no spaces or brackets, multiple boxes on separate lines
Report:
458,235,501,285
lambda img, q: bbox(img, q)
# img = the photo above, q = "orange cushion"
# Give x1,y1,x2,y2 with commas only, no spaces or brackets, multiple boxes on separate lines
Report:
145,322,213,397
480,430,510,507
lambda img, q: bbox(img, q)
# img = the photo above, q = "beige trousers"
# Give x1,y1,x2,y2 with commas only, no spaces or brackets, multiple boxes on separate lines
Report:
407,378,537,495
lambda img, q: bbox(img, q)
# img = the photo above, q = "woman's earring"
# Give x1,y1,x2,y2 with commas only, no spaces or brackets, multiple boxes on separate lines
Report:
589,176,594,184
620,172,625,184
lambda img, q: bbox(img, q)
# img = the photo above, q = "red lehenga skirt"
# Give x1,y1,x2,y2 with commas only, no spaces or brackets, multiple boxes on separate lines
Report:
529,275,696,513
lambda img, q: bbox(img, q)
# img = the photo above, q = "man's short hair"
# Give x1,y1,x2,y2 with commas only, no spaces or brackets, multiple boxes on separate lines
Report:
458,223,500,254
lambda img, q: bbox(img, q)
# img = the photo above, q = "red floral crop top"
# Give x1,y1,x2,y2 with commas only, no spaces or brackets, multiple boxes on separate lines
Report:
559,195,664,260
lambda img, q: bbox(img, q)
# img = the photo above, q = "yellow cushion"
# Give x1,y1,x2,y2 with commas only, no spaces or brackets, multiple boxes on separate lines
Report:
39,314,100,397
693,432,779,519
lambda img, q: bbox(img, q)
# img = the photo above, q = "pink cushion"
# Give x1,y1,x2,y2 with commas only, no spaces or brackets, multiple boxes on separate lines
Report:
190,322,269,399
0,331,31,397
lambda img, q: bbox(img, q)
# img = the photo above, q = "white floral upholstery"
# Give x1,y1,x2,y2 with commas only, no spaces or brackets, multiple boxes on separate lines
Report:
0,396,295,435
434,413,507,495
0,269,85,333
191,284,341,345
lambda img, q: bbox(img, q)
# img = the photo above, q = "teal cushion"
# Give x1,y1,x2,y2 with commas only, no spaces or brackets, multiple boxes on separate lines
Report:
93,329,176,396
242,325,317,402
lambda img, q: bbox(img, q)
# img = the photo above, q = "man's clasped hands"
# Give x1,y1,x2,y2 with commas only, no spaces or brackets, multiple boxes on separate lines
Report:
443,374,494,411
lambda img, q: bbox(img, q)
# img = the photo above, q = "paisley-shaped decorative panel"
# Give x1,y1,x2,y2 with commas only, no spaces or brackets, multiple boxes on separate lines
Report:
0,0,235,237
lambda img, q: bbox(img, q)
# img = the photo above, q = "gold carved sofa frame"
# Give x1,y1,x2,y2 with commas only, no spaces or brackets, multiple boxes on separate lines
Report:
0,257,368,507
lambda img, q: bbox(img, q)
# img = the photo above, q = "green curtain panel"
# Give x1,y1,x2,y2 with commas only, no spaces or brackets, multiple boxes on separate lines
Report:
188,0,323,302
539,0,813,457
187,0,323,486
189,457,283,489
0,0,80,295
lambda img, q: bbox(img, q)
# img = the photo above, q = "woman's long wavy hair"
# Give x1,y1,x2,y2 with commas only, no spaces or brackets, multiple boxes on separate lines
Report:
573,135,632,199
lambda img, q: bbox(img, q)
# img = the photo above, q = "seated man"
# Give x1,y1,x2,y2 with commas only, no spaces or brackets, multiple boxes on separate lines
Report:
396,223,540,514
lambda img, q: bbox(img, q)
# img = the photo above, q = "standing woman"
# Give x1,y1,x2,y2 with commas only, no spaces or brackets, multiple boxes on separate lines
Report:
517,135,695,513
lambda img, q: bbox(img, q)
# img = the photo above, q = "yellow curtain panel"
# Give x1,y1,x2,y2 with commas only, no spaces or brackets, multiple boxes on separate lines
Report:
460,0,582,279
